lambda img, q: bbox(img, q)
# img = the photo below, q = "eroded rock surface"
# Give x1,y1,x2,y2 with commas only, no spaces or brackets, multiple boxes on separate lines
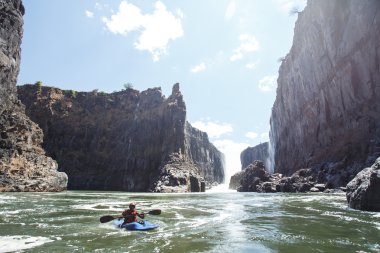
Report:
0,0,67,192
229,160,337,193
241,142,268,169
18,84,224,192
269,0,380,189
346,158,380,211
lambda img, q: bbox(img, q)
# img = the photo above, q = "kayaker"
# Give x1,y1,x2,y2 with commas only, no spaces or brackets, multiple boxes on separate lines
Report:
122,202,145,225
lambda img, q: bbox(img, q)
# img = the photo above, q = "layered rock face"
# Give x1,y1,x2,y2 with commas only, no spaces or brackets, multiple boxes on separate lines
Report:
269,0,380,187
185,122,224,183
0,0,67,192
346,158,380,211
18,84,224,192
241,142,268,169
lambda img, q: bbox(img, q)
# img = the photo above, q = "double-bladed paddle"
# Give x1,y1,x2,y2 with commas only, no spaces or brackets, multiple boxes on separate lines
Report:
99,209,161,223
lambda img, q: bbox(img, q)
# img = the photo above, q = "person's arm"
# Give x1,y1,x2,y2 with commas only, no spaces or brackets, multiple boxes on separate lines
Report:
137,212,145,219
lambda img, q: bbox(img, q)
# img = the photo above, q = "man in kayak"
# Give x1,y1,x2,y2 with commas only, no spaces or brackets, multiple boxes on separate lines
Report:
122,202,145,225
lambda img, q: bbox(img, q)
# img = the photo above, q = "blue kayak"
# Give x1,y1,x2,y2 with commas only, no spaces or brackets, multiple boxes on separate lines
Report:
113,218,159,231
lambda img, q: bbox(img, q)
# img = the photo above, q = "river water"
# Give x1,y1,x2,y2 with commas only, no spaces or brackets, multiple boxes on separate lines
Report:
0,190,379,253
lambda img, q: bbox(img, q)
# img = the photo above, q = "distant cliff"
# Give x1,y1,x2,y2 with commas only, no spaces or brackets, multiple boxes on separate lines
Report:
269,0,380,187
0,0,67,192
18,84,224,192
240,143,268,170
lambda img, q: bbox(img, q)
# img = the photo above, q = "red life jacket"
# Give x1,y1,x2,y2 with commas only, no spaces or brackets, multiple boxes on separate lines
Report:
122,209,138,223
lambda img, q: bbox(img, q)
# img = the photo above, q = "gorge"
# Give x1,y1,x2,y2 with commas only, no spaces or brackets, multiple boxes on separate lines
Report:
17,84,224,192
230,0,380,211
269,0,380,188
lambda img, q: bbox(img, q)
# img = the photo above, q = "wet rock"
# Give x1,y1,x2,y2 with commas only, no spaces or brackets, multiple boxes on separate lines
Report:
257,181,277,193
314,184,326,192
310,187,320,192
324,188,344,194
229,160,270,192
339,187,347,192
273,168,315,193
346,158,380,211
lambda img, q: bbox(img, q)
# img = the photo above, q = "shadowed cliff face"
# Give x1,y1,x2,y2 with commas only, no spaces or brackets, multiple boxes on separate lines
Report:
0,0,67,192
18,84,224,191
269,0,380,187
240,143,268,170
184,122,225,183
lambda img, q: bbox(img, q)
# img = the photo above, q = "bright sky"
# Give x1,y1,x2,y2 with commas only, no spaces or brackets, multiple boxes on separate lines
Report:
18,0,306,179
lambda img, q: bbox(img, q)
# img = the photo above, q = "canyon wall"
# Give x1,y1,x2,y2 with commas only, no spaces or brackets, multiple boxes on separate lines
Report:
184,122,224,183
0,0,67,192
240,142,268,170
18,84,224,191
269,0,380,187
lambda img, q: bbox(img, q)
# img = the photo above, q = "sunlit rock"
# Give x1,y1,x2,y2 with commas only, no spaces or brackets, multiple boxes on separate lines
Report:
269,0,380,189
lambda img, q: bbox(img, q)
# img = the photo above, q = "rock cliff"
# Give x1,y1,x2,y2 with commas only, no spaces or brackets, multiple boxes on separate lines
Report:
240,142,268,170
269,0,380,187
18,84,224,192
0,0,67,192
184,122,224,183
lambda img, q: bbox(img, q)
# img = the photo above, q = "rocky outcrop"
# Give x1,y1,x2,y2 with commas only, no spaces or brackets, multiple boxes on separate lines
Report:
241,142,268,169
18,83,224,192
152,152,206,193
269,0,380,188
0,0,67,192
346,158,380,211
229,160,341,193
229,161,270,191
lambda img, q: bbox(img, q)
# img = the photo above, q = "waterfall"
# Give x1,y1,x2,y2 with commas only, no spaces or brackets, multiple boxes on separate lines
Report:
266,119,276,173
133,102,140,121
266,140,275,173
207,141,243,192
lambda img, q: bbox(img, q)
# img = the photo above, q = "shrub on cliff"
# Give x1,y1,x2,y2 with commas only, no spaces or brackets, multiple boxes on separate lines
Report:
64,90,77,98
123,83,133,90
35,81,42,87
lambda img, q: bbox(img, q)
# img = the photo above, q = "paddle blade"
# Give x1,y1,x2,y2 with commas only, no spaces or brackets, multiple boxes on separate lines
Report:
100,215,116,223
148,209,161,215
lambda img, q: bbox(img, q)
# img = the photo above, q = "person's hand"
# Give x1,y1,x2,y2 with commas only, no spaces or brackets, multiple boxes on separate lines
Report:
140,212,145,218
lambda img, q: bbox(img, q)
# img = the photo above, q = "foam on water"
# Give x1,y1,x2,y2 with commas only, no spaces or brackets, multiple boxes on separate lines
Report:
211,212,232,222
0,210,20,216
71,203,123,212
0,191,377,252
0,236,53,253
207,184,236,193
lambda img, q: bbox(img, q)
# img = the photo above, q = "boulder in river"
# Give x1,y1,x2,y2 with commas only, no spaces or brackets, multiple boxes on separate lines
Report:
346,158,380,212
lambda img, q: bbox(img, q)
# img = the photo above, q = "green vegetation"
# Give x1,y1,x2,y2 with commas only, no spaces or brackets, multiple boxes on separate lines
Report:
70,90,77,98
35,81,43,87
123,83,133,90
